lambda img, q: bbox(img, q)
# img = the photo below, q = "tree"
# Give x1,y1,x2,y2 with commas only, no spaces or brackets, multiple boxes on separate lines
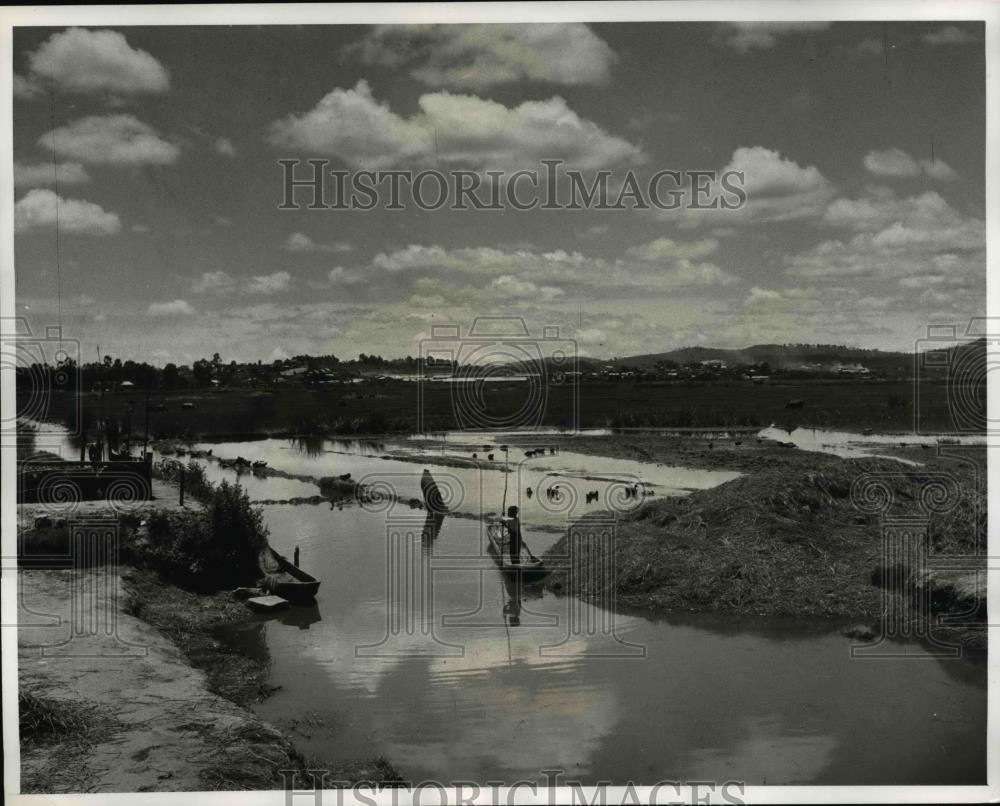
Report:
162,363,180,389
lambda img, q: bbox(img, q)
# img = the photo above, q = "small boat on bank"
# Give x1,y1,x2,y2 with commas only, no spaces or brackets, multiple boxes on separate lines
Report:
486,521,548,582
258,545,320,604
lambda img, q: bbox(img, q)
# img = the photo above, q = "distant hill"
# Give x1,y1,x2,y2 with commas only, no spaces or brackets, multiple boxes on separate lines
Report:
479,339,985,376
607,344,914,371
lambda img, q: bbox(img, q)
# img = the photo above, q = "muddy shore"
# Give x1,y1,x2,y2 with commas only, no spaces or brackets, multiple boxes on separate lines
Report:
540,435,986,653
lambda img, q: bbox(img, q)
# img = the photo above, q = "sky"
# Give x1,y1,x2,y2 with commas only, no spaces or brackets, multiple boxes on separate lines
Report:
11,21,986,365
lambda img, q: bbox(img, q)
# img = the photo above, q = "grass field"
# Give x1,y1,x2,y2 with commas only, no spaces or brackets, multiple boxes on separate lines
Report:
23,376,970,441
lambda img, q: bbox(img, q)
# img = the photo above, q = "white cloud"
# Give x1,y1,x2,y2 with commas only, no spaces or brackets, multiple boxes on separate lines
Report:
671,146,834,225
148,299,195,316
14,188,120,235
370,240,737,293
788,188,984,289
491,274,564,302
863,147,957,180
268,80,643,170
919,158,958,181
346,24,616,90
625,237,719,262
214,216,233,227
921,25,978,46
131,223,149,233
246,271,292,295
863,147,919,177
746,286,783,304
27,28,169,96
283,232,353,253
714,23,831,52
214,137,237,157
13,161,90,188
41,114,179,165
328,266,362,285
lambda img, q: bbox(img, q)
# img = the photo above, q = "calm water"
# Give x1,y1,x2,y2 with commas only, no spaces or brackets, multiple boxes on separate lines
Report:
25,423,988,783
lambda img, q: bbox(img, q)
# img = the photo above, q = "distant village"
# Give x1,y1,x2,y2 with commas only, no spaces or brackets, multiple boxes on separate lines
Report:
18,349,897,395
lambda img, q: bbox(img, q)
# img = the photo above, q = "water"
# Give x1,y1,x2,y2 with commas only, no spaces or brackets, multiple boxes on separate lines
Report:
188,435,741,530
233,502,985,785
756,426,984,465
22,421,987,783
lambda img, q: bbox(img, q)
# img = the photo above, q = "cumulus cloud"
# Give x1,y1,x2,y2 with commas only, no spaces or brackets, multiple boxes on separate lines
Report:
369,239,736,294
863,147,957,180
713,22,831,52
268,80,643,170
14,188,120,235
41,114,179,165
491,274,564,302
148,299,195,316
625,237,719,262
787,188,985,295
669,146,834,225
215,137,237,157
26,27,169,96
746,286,783,304
246,271,292,295
283,232,353,253
345,24,616,90
13,161,90,188
328,266,363,285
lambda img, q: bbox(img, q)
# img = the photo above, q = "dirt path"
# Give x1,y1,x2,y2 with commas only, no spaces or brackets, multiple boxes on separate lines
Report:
17,568,301,793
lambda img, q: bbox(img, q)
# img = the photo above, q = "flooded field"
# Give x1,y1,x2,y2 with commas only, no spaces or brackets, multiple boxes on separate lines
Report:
23,423,988,784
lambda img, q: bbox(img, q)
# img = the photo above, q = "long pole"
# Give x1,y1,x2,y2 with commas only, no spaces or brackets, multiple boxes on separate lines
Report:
501,447,509,515
143,392,150,457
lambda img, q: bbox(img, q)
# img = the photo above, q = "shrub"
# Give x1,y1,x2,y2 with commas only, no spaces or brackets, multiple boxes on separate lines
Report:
131,478,268,591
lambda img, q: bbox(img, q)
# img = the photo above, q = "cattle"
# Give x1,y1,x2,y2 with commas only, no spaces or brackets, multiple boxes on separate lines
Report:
785,399,805,409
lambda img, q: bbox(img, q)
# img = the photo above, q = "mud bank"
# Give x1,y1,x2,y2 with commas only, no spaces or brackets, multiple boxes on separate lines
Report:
543,448,986,652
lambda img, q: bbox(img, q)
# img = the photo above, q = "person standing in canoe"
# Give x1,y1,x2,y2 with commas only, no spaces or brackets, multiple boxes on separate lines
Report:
503,505,522,566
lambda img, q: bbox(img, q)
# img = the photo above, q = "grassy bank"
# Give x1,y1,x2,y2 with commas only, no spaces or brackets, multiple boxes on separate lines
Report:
543,448,986,651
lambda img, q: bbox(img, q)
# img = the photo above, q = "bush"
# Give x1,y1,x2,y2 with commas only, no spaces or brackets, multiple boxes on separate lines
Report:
154,458,214,504
132,479,268,591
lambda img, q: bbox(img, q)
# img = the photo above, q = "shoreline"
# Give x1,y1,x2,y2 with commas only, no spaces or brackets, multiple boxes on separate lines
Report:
16,483,403,793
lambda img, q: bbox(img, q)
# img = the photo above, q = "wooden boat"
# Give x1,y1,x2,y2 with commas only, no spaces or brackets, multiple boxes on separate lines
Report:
486,520,549,582
258,545,320,604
